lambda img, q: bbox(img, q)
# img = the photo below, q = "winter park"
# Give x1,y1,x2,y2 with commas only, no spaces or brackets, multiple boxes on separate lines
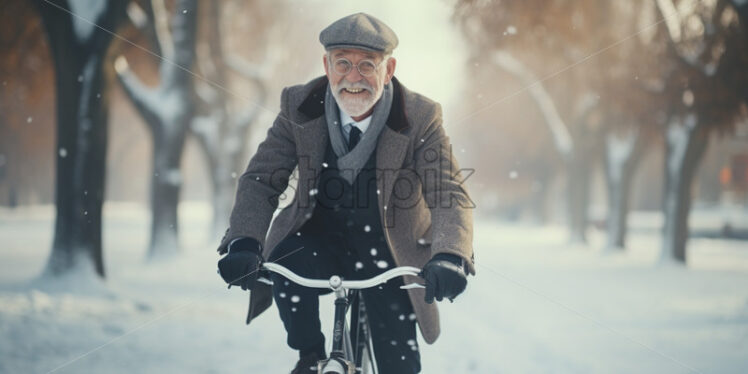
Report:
2,0,748,373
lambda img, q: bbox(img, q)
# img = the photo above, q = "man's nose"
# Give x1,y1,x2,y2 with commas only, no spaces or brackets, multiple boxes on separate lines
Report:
346,65,364,81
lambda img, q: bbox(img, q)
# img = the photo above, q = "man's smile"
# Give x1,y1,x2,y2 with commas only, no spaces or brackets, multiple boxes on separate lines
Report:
342,87,368,94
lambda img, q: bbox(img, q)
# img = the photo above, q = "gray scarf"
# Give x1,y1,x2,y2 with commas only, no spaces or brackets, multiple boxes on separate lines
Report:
325,81,393,185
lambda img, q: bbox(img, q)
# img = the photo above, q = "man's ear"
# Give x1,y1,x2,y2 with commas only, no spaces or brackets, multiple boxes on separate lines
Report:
385,57,397,84
323,54,330,76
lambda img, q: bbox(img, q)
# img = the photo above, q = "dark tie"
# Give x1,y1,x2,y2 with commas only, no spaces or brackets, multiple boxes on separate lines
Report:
348,125,362,151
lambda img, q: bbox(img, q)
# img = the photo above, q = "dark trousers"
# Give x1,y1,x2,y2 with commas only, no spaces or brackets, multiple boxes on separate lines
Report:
268,229,421,374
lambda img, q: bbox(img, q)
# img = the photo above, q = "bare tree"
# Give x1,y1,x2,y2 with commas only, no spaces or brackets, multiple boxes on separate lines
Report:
454,0,609,244
655,0,748,263
34,0,126,277
114,0,198,258
190,0,270,236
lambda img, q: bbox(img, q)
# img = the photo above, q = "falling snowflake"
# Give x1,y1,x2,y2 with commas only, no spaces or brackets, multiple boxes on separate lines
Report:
417,238,427,245
77,75,83,82
376,189,380,195
309,188,318,196
408,313,416,321
420,138,425,143
509,171,518,179
296,232,301,236
376,260,388,269
59,148,68,158
290,295,300,303
284,281,290,286
312,251,317,256
279,292,287,298
398,314,405,321
26,117,32,123
291,307,297,312
355,262,363,270
407,339,416,346
364,225,371,232
370,248,377,256
182,9,187,13
322,162,329,168
401,356,406,360
390,340,397,346
231,172,237,178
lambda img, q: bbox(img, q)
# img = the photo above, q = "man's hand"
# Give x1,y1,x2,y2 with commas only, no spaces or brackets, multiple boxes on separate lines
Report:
421,253,467,304
217,237,263,291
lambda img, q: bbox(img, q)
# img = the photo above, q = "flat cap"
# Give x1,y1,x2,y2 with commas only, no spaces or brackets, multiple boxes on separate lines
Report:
319,13,398,54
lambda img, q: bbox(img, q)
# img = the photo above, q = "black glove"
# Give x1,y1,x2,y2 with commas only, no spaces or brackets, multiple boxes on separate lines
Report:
421,253,468,304
217,237,263,291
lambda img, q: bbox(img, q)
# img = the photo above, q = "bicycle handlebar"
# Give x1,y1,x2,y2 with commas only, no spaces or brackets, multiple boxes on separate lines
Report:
260,262,425,290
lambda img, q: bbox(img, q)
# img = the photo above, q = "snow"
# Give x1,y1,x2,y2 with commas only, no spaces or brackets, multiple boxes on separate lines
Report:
1,203,747,373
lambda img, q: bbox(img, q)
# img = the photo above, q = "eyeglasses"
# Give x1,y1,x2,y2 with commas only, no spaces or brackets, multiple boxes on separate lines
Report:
330,57,384,77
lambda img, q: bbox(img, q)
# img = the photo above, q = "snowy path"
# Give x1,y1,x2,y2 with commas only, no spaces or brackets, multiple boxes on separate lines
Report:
1,204,747,373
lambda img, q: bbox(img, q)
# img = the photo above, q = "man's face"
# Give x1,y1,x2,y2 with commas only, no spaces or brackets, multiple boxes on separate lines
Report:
323,48,396,119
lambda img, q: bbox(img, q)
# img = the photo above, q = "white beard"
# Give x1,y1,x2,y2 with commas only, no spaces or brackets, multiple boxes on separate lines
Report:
331,81,384,118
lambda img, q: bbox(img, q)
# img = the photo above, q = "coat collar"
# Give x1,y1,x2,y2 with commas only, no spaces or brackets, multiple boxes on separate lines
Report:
297,75,410,133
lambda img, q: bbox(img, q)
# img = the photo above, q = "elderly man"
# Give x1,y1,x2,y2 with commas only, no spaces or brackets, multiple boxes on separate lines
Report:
217,13,475,374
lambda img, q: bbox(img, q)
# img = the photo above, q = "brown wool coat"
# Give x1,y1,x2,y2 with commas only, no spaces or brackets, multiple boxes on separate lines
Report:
219,75,475,344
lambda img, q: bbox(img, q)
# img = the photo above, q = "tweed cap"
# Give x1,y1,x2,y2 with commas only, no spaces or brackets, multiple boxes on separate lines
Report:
319,13,398,54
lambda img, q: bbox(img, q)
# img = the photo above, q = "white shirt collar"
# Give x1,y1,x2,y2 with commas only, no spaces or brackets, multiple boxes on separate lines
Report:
338,103,372,134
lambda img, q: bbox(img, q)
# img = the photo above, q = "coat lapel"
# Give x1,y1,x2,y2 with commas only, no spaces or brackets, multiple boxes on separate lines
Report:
375,127,409,210
293,115,328,208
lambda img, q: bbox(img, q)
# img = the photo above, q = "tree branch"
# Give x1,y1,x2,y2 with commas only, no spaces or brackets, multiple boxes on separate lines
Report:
114,56,161,131
491,50,574,156
656,0,683,42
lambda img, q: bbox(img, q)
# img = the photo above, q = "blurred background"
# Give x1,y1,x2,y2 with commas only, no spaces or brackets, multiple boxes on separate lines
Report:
1,0,747,373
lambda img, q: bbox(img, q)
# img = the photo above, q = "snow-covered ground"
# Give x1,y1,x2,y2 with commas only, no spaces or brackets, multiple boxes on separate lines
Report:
1,203,747,373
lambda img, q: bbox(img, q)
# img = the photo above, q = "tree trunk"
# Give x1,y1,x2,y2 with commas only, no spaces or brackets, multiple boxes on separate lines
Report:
661,114,709,264
528,170,553,224
149,126,187,256
36,0,125,277
566,151,593,244
115,0,197,258
604,127,645,250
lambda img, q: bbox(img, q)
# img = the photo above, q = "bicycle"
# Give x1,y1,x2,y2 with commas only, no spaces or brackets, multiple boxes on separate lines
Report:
258,262,424,374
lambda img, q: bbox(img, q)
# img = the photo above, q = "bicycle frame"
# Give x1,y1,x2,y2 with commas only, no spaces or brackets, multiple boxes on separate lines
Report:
260,263,423,374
